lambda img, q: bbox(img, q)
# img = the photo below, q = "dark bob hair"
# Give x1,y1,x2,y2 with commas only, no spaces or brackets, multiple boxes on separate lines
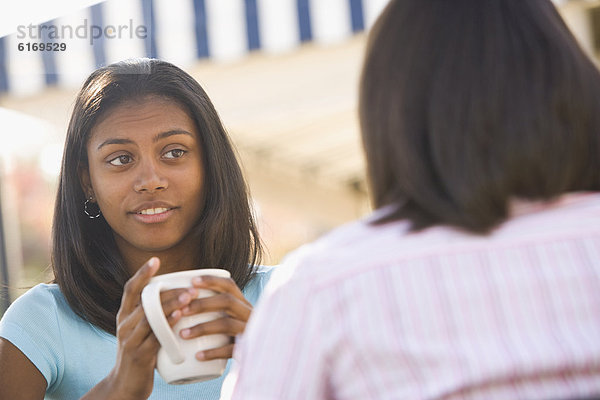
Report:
360,0,600,233
52,58,262,334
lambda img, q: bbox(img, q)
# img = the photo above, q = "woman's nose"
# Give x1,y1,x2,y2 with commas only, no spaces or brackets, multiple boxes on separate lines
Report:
133,159,168,193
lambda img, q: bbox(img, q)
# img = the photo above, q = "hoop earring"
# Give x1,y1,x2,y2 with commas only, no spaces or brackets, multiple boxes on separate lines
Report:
84,197,101,219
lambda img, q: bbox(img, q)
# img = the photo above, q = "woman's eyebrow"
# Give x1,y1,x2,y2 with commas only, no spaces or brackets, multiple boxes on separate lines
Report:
96,138,133,150
153,130,194,142
96,130,193,150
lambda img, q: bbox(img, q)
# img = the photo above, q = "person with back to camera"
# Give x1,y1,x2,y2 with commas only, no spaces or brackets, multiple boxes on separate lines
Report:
0,58,275,399
225,0,600,399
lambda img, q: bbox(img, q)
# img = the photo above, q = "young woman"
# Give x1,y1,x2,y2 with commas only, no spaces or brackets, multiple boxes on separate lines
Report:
0,58,272,399
227,1,600,399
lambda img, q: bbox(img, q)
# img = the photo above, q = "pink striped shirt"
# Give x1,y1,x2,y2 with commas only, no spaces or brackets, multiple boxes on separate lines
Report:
226,192,600,400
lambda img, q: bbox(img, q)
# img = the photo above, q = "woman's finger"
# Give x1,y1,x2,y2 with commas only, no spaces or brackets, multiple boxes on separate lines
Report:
159,288,189,305
191,276,250,306
160,288,198,320
121,307,155,346
120,288,194,341
180,317,245,339
195,343,235,361
119,302,184,351
118,257,160,320
183,293,252,321
167,308,184,328
119,304,144,328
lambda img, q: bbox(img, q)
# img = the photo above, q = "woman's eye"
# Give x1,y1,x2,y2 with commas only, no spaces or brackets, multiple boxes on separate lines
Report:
108,154,133,166
164,149,186,159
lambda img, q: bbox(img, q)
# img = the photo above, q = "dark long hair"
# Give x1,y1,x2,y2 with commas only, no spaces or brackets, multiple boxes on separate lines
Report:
359,0,600,233
52,59,262,334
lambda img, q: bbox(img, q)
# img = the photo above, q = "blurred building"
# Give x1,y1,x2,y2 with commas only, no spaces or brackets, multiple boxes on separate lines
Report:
1,0,599,312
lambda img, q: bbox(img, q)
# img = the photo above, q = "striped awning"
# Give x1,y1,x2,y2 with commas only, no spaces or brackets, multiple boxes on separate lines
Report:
0,0,391,96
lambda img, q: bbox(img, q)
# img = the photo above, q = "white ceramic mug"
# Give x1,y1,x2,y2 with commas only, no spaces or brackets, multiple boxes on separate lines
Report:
141,269,231,385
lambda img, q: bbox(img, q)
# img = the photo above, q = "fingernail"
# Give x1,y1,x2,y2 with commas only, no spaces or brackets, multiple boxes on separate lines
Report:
192,277,203,285
181,329,191,338
179,293,191,304
196,351,206,360
188,288,198,297
181,306,190,315
148,257,158,270
170,310,181,319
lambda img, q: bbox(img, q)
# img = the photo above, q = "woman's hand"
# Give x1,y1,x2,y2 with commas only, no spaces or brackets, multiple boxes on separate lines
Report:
179,275,253,362
83,257,195,400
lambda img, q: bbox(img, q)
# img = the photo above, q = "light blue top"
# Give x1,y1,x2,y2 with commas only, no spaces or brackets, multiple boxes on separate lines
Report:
0,266,274,400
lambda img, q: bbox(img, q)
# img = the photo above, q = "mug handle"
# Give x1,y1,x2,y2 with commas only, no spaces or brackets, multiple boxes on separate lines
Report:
141,281,185,364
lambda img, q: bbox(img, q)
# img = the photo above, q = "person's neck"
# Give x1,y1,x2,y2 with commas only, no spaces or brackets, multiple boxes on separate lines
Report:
119,244,197,276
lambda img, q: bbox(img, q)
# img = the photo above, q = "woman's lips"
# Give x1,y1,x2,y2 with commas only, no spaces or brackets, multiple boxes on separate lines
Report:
138,207,169,215
131,207,175,224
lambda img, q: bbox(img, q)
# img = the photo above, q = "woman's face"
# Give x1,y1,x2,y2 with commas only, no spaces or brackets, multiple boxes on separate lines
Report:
80,96,205,270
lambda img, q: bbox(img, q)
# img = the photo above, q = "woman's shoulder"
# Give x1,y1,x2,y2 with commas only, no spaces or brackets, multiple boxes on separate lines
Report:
254,265,276,277
243,265,277,305
253,265,277,285
0,284,97,393
0,284,66,368
25,282,63,298
0,283,69,328
3,283,64,313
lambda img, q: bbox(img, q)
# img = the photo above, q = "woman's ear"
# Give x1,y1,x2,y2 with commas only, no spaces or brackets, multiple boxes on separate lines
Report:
78,166,94,200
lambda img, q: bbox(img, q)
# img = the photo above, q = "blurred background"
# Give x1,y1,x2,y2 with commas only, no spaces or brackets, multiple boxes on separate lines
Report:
1,0,600,316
